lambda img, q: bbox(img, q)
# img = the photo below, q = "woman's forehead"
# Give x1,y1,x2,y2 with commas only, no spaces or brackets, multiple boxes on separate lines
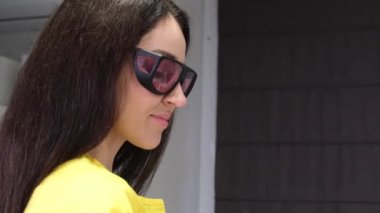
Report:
137,15,186,63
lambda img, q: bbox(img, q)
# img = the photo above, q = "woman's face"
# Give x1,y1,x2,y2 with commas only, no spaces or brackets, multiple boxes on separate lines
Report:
111,15,188,150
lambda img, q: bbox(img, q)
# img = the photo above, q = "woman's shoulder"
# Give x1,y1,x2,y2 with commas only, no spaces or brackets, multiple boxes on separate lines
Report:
25,155,134,212
35,154,129,193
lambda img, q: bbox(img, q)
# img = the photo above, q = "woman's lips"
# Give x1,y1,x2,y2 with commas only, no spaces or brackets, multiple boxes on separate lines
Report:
150,114,170,128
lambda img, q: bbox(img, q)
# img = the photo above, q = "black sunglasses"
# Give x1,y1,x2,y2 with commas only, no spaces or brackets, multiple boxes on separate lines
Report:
132,48,197,97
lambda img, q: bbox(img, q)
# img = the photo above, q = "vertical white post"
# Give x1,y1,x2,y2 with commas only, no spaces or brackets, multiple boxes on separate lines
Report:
148,0,218,212
199,0,218,211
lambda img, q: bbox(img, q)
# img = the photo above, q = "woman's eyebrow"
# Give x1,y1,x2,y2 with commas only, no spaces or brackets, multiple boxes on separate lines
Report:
152,49,177,60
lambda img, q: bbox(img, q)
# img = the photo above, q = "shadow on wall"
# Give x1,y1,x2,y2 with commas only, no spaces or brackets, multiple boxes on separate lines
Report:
0,105,5,118
0,55,20,117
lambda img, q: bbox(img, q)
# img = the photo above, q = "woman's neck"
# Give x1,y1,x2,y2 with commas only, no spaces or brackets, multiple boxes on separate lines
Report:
88,131,125,170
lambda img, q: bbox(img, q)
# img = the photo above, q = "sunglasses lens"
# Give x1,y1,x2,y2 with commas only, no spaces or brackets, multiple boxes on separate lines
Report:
135,49,197,96
153,59,182,93
181,71,196,95
136,55,156,74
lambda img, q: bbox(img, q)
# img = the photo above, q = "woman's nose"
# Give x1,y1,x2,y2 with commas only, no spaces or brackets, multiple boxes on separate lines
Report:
163,84,187,107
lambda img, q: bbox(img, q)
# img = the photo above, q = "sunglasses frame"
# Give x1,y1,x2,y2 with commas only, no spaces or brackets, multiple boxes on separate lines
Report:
133,48,197,97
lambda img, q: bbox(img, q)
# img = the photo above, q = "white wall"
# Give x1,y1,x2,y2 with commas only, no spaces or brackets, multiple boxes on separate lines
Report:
147,0,218,212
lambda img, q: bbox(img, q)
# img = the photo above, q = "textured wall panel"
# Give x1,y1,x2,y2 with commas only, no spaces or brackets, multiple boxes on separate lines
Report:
217,0,380,212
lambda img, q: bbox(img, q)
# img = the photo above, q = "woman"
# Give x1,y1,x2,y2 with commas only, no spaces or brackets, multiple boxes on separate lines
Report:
0,0,197,212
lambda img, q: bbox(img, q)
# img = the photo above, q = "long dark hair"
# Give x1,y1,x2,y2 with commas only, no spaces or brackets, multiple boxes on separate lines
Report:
0,0,190,212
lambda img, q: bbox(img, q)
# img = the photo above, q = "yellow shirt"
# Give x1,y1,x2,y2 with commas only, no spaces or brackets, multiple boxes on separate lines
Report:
25,155,165,213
